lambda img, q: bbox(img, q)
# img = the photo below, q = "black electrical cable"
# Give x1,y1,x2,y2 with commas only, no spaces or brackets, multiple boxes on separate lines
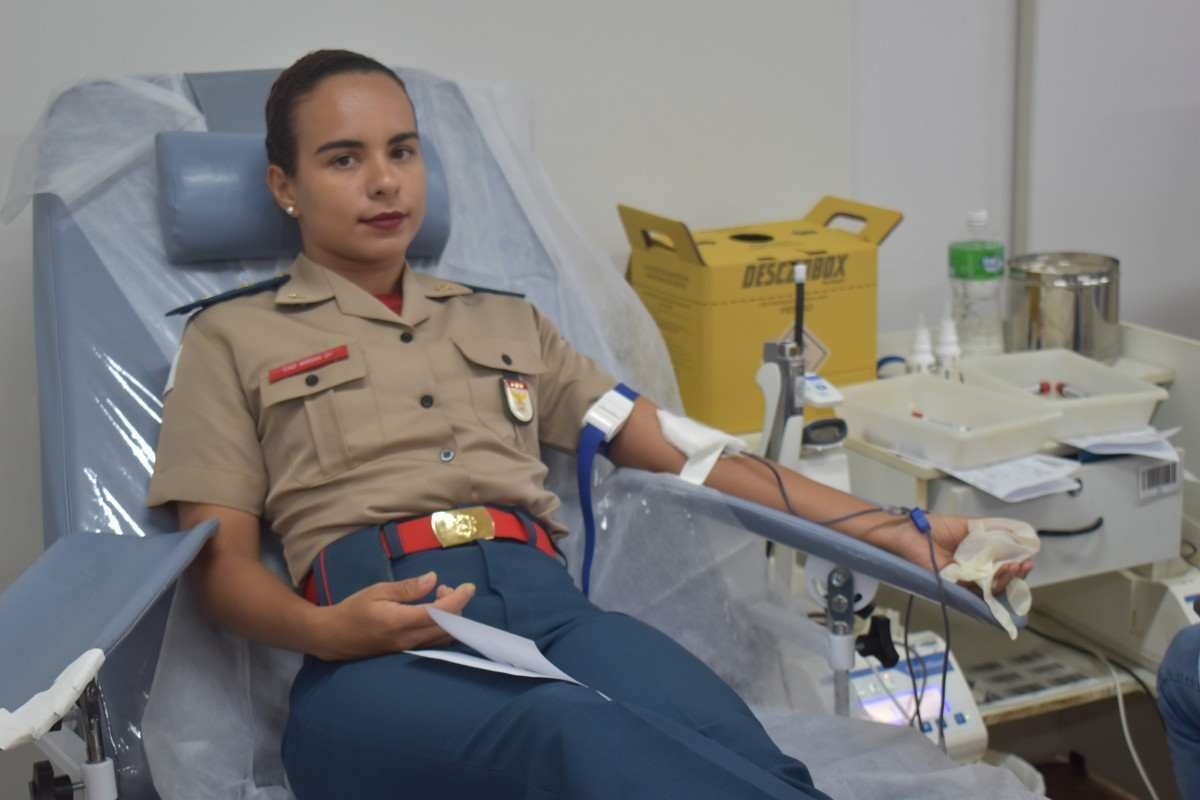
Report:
817,507,894,527
898,515,951,748
904,595,923,731
1036,517,1104,537
1025,625,1167,734
744,452,899,529
923,519,952,750
903,598,932,727
794,266,805,352
746,448,950,743
744,453,800,518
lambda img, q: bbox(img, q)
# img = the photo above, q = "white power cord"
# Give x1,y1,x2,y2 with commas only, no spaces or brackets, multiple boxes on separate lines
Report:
1101,656,1160,800
1029,624,1169,800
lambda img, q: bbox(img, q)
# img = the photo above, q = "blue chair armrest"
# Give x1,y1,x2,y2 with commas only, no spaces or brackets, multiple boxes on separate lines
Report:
0,521,216,746
616,471,1019,633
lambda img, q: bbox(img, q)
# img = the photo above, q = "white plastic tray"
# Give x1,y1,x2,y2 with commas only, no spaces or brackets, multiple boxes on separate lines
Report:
960,349,1168,438
838,374,1061,468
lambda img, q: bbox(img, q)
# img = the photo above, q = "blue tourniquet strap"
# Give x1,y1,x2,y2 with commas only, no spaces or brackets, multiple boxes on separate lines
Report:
577,383,640,596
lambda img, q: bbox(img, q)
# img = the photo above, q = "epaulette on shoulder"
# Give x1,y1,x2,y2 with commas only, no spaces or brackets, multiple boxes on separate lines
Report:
165,275,291,317
459,283,525,299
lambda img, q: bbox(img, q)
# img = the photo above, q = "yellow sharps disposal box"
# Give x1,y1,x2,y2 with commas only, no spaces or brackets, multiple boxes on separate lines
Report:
620,196,902,434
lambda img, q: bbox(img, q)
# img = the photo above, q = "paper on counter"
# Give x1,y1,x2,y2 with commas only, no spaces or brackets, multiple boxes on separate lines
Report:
406,607,605,695
1061,426,1180,463
945,454,1081,503
867,442,1083,503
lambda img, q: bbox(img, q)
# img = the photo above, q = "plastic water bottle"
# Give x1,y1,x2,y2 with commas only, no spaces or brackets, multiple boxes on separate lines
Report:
949,210,1005,356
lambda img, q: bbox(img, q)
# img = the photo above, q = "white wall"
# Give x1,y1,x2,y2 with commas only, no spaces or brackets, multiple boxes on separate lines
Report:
0,0,853,790
850,0,1200,344
1018,0,1200,340
851,0,1018,334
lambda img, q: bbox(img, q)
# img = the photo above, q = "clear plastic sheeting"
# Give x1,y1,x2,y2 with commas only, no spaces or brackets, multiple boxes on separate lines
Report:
459,82,679,407
142,542,299,800
4,76,212,361
2,76,204,219
761,714,1045,800
3,70,682,413
142,469,1042,799
578,469,832,713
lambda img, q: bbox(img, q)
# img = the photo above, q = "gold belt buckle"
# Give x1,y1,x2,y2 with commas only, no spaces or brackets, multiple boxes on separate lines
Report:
431,506,496,548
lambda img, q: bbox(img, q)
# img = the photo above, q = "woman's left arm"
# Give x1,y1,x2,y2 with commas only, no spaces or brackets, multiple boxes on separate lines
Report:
607,397,1033,592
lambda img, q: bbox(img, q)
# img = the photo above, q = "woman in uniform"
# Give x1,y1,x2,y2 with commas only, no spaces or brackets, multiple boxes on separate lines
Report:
148,49,1033,799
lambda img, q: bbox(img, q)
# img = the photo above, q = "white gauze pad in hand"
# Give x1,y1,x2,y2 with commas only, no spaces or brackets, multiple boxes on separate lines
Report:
656,410,746,485
939,518,1040,640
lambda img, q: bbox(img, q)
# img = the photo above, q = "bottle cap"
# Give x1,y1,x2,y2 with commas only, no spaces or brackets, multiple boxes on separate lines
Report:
966,209,989,229
909,313,935,370
936,315,961,360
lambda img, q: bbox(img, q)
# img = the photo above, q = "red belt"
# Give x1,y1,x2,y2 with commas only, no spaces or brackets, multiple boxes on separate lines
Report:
303,506,557,604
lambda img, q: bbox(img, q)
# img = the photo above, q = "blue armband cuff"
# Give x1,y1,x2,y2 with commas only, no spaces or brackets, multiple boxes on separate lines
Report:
577,383,640,595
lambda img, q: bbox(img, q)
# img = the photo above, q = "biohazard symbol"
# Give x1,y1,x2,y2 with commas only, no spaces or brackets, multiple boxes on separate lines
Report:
776,326,829,373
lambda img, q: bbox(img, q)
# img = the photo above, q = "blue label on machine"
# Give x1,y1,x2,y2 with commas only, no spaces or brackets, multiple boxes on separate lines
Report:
849,651,954,681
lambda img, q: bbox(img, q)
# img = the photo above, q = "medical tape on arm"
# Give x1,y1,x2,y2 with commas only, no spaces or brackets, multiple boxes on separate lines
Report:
575,392,745,595
655,409,747,485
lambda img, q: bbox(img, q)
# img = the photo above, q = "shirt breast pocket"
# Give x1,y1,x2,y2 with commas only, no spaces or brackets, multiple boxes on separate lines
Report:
258,343,381,483
452,334,546,445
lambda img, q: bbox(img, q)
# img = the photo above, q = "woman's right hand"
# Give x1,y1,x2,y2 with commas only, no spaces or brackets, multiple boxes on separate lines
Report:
314,571,476,661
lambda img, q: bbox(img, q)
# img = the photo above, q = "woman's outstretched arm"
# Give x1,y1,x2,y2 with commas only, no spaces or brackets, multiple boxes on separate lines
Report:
606,397,1033,590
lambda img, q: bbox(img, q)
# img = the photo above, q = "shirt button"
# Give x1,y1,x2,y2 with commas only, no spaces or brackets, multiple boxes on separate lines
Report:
501,354,512,365
400,331,414,343
439,448,455,462
420,394,434,408
305,374,319,387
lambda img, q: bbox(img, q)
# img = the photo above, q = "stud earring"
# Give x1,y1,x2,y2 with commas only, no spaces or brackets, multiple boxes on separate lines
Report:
285,205,296,217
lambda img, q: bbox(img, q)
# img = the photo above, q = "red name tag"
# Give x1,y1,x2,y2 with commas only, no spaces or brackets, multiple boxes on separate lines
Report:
268,345,349,384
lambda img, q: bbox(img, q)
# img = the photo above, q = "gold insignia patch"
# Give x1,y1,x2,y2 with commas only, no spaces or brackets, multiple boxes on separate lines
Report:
501,376,534,424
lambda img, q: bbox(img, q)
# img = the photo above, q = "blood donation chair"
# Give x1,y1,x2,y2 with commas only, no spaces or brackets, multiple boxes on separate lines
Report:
0,69,1042,799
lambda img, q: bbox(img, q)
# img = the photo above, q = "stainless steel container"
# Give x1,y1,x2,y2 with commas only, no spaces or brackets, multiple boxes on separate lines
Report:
1006,252,1120,363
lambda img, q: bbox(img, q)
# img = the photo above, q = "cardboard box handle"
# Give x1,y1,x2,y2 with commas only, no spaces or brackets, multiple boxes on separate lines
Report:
804,196,903,246
617,205,705,265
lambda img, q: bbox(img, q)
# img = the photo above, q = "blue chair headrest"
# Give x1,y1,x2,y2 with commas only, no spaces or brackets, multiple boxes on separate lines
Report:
155,131,451,264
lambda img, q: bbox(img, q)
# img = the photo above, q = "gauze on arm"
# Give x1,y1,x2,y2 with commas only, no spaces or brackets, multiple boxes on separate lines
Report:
656,409,746,485
939,518,1040,640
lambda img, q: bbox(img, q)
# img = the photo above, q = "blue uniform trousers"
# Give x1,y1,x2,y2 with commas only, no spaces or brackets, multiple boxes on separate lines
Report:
282,525,831,799
1159,623,1200,800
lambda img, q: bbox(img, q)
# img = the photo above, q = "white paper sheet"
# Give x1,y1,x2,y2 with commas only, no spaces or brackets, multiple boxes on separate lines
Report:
403,649,574,682
405,608,608,697
1061,426,1180,463
945,454,1082,503
872,443,1084,503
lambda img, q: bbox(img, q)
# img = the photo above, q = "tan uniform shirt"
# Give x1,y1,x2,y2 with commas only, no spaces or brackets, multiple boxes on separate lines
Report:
147,254,616,584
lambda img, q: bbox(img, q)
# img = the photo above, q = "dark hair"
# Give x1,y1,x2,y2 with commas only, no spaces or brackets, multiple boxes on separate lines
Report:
265,49,410,175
